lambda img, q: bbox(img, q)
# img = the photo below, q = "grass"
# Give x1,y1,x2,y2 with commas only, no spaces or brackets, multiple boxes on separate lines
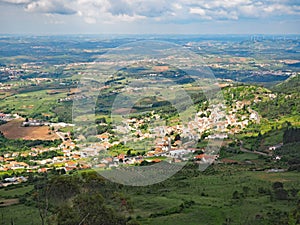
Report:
0,89,66,117
0,204,40,225
57,126,74,133
228,152,260,161
0,185,33,198
125,139,155,152
0,185,38,225
262,129,284,146
145,156,167,161
125,166,300,225
259,117,300,135
0,166,299,225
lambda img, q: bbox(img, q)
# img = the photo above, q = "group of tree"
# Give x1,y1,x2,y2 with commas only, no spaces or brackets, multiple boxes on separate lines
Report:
0,134,62,153
283,127,300,144
31,172,139,225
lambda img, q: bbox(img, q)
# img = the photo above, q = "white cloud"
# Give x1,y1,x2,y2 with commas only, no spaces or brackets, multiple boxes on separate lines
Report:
0,0,31,4
84,17,97,24
190,7,206,16
2,0,300,23
263,4,300,15
25,0,76,15
189,7,213,20
173,3,182,10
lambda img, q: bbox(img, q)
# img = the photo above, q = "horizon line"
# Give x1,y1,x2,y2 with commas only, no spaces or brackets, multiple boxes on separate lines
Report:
1,33,300,36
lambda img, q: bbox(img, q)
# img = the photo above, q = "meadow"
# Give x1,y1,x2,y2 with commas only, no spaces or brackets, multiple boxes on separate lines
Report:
0,162,299,225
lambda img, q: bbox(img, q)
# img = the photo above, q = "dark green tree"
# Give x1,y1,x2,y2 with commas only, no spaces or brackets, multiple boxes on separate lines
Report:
57,193,126,225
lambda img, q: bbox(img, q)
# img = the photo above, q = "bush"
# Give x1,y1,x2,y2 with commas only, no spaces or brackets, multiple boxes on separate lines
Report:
126,220,141,225
274,189,289,200
273,182,284,190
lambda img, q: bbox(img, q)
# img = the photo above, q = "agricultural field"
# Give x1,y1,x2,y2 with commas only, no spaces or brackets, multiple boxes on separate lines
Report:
0,89,68,119
0,119,59,140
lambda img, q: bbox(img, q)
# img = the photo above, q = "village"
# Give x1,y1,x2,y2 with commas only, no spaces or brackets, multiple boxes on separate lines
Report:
0,95,265,187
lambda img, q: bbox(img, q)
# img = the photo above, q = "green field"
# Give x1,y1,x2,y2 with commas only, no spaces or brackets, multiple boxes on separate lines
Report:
0,184,33,198
129,168,300,225
0,204,40,225
0,89,65,117
0,164,299,225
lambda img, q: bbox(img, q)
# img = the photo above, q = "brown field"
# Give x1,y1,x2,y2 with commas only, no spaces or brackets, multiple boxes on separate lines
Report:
46,90,65,95
228,57,248,63
153,66,169,72
218,83,230,88
112,108,137,115
0,119,59,140
70,88,82,94
22,105,34,109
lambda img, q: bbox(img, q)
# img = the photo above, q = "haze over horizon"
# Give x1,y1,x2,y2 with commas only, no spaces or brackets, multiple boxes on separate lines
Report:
0,0,300,35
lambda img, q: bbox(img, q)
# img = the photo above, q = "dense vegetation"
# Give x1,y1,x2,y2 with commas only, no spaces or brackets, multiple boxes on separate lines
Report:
283,127,300,144
257,75,300,119
0,131,62,153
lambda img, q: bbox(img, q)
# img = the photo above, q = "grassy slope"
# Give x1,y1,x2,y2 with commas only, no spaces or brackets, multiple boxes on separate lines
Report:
0,162,299,225
0,185,33,198
0,204,40,225
129,167,300,225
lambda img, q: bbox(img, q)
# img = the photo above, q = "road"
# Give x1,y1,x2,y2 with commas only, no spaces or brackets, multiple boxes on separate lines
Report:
239,141,270,156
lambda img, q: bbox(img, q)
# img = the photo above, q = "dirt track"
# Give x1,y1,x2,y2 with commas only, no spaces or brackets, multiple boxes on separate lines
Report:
0,198,19,206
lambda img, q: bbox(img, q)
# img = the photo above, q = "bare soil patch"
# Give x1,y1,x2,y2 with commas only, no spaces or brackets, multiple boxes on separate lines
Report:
0,119,59,140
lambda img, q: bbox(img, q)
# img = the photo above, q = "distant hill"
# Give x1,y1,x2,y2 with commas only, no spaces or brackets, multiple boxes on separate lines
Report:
272,74,300,94
287,62,300,68
256,76,300,119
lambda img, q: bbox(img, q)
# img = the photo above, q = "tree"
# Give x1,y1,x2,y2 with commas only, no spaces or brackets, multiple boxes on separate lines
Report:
272,182,288,200
232,191,239,199
48,176,80,201
33,175,80,225
288,200,300,225
242,186,250,197
33,177,50,225
273,182,284,190
283,127,300,144
95,117,107,124
57,193,127,225
174,134,181,141
274,188,289,200
126,220,141,225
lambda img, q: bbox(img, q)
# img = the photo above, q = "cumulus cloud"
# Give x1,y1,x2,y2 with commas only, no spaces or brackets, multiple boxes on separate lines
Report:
2,0,300,22
0,0,31,4
108,0,134,16
25,0,76,15
189,7,212,20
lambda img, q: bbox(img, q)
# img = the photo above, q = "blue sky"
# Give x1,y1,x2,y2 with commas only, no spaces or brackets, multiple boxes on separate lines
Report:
0,0,300,34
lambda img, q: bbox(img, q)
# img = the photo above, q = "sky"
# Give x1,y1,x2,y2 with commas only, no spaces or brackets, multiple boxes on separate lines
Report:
0,0,300,34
